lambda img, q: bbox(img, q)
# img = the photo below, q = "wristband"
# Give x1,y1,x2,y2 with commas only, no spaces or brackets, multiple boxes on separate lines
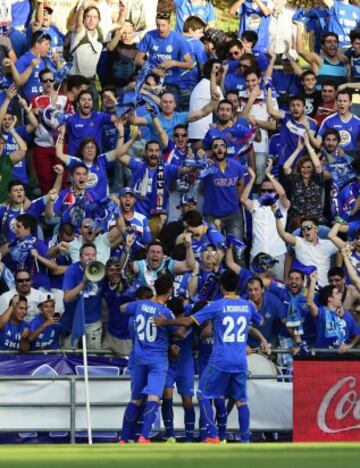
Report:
274,208,283,219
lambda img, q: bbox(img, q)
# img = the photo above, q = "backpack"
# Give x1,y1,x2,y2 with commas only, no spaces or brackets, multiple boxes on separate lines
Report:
63,27,104,62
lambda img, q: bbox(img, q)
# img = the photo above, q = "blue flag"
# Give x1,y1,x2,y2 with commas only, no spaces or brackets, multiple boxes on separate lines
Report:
292,259,317,277
71,293,85,345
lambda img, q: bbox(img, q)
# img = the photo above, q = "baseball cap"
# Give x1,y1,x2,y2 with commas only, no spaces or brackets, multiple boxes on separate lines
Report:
176,194,197,209
251,252,278,273
43,3,54,13
119,187,135,197
38,292,55,306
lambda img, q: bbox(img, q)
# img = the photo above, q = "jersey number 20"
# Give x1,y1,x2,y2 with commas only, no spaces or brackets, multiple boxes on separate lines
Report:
136,315,157,342
222,316,247,343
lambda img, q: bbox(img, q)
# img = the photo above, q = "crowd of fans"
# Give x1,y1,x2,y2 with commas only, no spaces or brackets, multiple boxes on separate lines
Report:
0,0,360,368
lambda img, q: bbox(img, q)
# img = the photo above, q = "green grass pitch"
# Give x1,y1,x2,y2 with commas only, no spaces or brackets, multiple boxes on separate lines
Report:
0,443,359,468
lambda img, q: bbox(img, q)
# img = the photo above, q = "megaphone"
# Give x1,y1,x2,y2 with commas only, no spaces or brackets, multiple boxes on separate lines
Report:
85,261,105,282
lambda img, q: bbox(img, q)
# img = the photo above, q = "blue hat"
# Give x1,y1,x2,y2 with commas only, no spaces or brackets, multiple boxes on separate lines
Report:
119,187,135,197
177,194,197,209
251,252,278,273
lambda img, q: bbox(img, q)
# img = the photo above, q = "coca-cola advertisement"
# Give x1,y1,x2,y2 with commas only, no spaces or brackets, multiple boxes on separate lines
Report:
293,359,360,442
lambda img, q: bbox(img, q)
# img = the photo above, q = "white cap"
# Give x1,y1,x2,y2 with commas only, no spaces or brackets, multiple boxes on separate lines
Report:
38,292,55,307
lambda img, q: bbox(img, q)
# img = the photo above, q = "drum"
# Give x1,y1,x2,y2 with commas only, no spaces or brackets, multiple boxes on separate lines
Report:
247,353,278,377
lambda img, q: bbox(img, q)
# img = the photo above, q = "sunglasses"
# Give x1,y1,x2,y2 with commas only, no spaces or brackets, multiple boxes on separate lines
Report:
16,278,31,283
41,78,55,83
212,143,226,149
82,224,95,229
174,133,187,137
301,225,315,232
261,189,275,193
157,12,170,20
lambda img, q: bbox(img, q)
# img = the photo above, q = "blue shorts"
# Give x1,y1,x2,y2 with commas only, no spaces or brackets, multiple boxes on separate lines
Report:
197,365,248,402
165,358,194,397
131,362,168,400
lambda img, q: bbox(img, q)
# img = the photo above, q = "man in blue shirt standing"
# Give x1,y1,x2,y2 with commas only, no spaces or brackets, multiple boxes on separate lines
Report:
201,137,245,243
155,270,262,443
119,275,177,444
62,242,104,350
135,11,193,108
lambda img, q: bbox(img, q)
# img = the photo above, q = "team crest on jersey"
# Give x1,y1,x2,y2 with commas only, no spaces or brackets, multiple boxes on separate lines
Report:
248,14,260,29
166,45,173,53
10,217,17,233
339,130,351,146
153,45,159,51
86,171,98,188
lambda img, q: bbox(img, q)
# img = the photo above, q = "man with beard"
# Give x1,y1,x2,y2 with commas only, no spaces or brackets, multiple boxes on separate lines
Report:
265,90,320,167
126,238,195,291
318,89,360,157
65,90,119,155
201,137,245,242
296,28,349,89
268,269,316,350
314,81,337,126
117,140,193,237
202,99,254,165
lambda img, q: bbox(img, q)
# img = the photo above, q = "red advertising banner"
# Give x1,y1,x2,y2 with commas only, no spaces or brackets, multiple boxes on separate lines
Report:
293,360,360,442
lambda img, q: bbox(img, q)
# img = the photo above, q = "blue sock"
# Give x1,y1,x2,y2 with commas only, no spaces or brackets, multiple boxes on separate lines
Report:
184,406,195,442
199,416,208,441
198,399,217,438
238,403,250,442
142,401,159,439
214,398,227,440
161,398,175,438
121,402,139,442
134,404,144,440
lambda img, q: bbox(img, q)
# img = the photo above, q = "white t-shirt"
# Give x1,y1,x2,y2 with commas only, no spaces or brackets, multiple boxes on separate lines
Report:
67,233,111,264
239,90,278,154
70,28,103,78
294,237,338,287
188,78,223,139
0,288,43,322
250,200,287,257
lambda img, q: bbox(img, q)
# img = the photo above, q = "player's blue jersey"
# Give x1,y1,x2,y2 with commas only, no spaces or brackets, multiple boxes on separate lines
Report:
127,299,176,365
191,296,261,372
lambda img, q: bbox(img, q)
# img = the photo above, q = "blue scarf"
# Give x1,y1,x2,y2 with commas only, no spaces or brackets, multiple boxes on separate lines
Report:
9,235,35,267
324,307,345,346
133,162,166,214
286,293,304,336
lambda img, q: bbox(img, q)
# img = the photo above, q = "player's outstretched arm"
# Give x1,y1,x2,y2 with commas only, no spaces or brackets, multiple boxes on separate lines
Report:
154,315,195,328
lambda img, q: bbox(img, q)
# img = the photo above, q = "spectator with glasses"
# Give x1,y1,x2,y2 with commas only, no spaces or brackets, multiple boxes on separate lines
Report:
30,68,74,195
273,215,337,287
0,269,43,322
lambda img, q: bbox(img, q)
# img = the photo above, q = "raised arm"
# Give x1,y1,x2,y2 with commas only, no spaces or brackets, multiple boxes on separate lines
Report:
8,121,27,165
188,96,219,123
0,84,17,124
272,205,297,246
342,245,360,292
229,0,245,16
55,126,70,164
283,137,304,175
266,88,284,120
307,271,319,317
225,245,241,275
265,159,290,210
328,223,347,251
295,22,321,72
240,165,256,211
173,233,196,273
304,132,322,174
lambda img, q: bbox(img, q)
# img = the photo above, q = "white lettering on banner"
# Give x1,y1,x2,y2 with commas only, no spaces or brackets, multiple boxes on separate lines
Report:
317,376,360,433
